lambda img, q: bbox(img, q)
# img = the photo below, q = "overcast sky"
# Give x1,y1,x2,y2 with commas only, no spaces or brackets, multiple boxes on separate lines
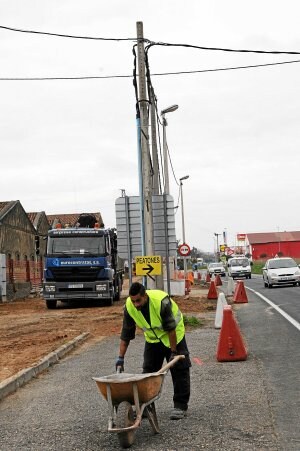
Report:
1,1,300,252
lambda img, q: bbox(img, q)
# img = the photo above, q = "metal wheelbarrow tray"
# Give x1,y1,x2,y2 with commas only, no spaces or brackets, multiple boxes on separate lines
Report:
93,355,184,448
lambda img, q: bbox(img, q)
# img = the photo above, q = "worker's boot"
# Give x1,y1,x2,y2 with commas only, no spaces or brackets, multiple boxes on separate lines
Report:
169,408,187,420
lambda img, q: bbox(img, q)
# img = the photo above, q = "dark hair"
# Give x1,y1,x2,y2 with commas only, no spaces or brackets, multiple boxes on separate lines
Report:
129,282,145,296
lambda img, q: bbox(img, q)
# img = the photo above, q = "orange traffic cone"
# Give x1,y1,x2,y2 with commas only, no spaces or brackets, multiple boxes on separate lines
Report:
206,272,211,283
185,279,191,295
187,272,194,285
207,280,218,300
215,274,223,286
233,281,248,304
216,305,247,362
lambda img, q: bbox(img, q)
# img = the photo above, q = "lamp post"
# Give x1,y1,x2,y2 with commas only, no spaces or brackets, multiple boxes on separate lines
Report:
161,104,179,194
180,175,189,282
214,232,221,261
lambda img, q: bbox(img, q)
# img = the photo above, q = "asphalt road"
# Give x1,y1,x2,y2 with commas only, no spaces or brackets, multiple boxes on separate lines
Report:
246,274,300,323
0,277,299,450
235,276,300,450
0,317,279,450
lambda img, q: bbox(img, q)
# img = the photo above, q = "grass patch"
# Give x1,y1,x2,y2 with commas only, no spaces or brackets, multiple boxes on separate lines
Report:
251,261,265,274
183,315,204,327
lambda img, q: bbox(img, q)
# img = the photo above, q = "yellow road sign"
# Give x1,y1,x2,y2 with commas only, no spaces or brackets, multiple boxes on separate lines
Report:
135,256,162,276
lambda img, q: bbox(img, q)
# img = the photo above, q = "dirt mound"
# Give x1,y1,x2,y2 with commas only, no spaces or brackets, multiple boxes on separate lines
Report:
0,283,213,382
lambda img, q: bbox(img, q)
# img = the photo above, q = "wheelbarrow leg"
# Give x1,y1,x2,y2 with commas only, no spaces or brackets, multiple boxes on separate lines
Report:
145,402,160,434
106,384,115,429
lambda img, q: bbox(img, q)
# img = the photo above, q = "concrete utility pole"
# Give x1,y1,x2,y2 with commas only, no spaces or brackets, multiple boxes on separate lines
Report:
150,87,160,196
136,22,155,288
150,87,165,290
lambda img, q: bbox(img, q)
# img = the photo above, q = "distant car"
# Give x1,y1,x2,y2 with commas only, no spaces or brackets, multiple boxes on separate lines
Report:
262,257,300,288
228,257,252,279
208,262,226,277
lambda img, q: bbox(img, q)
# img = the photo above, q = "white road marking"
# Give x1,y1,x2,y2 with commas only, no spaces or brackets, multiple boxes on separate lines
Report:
246,287,300,332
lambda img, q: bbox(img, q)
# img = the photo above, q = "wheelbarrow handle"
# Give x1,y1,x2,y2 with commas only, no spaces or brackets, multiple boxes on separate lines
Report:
158,354,185,374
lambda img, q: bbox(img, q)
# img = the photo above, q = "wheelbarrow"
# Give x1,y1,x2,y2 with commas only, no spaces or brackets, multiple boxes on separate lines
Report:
93,354,185,448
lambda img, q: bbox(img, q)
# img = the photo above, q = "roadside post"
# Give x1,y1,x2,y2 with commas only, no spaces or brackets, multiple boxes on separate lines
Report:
0,254,6,302
178,243,191,293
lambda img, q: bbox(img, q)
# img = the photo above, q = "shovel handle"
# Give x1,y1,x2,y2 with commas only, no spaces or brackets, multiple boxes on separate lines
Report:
158,354,185,374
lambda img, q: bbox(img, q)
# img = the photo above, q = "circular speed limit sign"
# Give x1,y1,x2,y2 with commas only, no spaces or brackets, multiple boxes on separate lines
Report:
178,243,191,257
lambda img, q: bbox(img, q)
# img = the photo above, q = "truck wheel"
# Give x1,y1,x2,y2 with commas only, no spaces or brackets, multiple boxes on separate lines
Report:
46,300,57,309
114,277,122,301
105,288,114,306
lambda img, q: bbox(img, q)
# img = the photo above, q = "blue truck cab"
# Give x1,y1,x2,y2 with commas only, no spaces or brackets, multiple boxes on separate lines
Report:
43,222,123,309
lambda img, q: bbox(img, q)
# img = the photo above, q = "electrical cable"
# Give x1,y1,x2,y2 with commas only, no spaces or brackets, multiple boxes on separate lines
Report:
166,140,180,186
174,186,181,215
2,24,300,55
0,24,141,42
145,43,181,189
132,45,140,118
148,41,300,55
1,58,299,81
151,59,300,76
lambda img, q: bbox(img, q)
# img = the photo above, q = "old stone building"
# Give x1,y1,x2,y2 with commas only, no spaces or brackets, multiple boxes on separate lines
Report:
0,201,50,300
0,205,103,300
0,201,37,261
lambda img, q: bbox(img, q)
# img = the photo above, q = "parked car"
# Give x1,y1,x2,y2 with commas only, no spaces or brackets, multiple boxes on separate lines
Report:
228,257,251,279
262,257,300,288
208,262,226,277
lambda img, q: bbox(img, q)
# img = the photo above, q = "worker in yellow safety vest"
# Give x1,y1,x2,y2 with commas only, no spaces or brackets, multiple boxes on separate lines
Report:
116,282,191,420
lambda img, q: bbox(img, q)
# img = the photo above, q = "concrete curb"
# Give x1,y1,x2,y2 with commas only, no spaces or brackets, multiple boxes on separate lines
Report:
0,332,89,402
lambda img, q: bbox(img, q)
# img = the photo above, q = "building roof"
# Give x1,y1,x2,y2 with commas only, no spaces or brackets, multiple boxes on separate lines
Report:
46,212,104,228
247,231,300,244
0,201,10,211
0,201,18,220
27,212,38,224
27,211,50,231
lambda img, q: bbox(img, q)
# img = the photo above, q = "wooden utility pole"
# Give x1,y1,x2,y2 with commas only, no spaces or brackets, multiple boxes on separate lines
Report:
136,22,155,288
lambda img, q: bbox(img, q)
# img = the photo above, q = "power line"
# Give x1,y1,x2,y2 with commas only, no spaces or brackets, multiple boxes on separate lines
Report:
151,59,300,76
0,25,139,42
0,74,133,81
2,25,300,55
149,41,300,55
1,59,299,81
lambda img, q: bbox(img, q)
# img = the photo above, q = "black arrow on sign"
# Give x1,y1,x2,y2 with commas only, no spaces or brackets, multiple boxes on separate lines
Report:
143,264,154,275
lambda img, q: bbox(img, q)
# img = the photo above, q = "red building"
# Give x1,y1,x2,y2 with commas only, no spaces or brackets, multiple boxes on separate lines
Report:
246,231,300,260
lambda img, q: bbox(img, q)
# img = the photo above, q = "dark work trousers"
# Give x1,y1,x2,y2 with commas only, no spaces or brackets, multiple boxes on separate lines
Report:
142,336,191,411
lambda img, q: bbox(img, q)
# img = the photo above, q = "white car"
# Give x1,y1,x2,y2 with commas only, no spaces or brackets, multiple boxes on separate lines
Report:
228,257,251,279
208,262,226,277
262,257,300,288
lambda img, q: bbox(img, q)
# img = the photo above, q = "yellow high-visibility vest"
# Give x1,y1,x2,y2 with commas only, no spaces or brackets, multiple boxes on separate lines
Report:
126,290,185,346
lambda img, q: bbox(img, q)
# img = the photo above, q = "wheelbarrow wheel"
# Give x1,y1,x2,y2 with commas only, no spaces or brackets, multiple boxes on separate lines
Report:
116,401,135,448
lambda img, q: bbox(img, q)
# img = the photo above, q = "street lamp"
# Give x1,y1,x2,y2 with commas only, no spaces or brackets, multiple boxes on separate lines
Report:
180,175,189,283
214,232,221,261
161,104,179,194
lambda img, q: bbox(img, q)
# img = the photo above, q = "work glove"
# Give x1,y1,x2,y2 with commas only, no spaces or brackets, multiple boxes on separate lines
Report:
115,356,124,373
